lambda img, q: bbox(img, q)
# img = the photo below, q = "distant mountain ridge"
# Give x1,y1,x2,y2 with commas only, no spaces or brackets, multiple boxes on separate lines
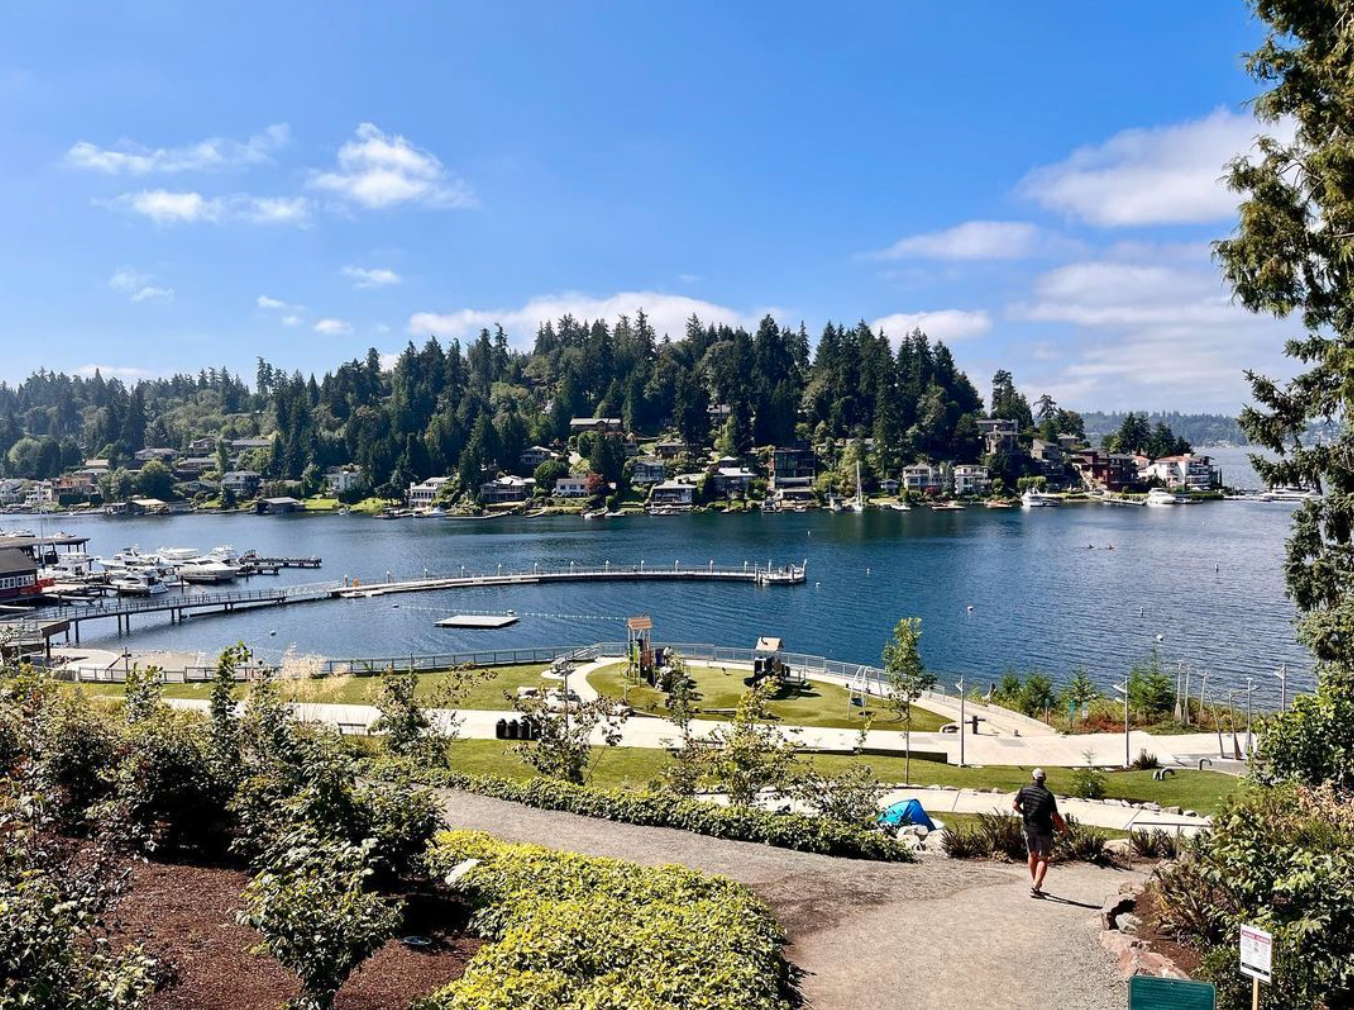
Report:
1081,412,1246,447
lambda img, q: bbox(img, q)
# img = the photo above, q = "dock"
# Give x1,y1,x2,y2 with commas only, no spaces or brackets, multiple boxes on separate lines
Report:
0,561,805,646
436,613,520,629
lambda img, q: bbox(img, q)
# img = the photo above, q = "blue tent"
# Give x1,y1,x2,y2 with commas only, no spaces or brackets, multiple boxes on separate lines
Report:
878,798,936,831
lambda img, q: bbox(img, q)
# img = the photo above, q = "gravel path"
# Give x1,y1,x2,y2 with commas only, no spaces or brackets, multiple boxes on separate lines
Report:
435,790,1141,1010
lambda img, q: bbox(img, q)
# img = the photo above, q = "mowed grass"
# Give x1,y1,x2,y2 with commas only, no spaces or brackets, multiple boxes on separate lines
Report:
67,664,551,709
587,661,951,732
438,739,1240,814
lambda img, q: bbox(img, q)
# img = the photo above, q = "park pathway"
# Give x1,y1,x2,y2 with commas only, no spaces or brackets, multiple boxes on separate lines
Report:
434,789,1143,1010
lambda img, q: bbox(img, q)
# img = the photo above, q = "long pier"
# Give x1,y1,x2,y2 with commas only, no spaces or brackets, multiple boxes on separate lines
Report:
2,561,806,643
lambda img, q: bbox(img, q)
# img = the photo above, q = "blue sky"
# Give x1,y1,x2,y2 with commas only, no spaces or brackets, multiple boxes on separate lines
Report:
0,1,1288,410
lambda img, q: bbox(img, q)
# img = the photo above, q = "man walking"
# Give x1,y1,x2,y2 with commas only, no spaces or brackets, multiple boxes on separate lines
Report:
1013,768,1067,898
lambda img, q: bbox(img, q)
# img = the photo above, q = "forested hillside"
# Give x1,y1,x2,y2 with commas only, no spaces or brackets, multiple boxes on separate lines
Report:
1081,411,1245,447
1,314,1029,493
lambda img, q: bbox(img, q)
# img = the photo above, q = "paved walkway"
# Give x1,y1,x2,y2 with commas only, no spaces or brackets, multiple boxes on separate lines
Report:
434,789,1141,1010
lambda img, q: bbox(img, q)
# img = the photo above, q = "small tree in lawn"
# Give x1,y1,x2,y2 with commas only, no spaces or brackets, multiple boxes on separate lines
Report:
121,663,163,725
881,617,936,784
1061,668,1098,730
705,682,801,807
371,663,493,768
238,840,400,1010
511,691,628,785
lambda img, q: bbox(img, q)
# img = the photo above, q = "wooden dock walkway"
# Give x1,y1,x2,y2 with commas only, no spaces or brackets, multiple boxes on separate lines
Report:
2,561,805,643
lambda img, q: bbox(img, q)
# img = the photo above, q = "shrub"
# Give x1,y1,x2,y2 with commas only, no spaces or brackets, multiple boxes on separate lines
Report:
1054,815,1112,865
1070,760,1107,800
1129,828,1181,860
36,694,120,823
238,840,402,1010
418,831,790,1010
373,761,913,862
1130,748,1160,771
977,810,1028,860
940,821,987,858
1155,783,1354,1008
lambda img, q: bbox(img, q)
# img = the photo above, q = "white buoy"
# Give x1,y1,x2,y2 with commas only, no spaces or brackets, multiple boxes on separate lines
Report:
814,581,821,588
393,603,400,609
1156,633,1165,642
269,630,277,636
967,605,974,613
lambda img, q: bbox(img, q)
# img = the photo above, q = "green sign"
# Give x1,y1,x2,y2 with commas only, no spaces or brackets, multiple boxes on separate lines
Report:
1128,976,1216,1010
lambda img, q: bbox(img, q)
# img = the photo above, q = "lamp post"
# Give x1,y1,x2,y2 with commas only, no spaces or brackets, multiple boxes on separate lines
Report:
955,676,966,767
1244,677,1257,756
1273,663,1288,712
1111,680,1130,768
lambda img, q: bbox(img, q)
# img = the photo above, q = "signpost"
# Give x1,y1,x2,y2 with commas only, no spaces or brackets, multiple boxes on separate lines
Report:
1127,976,1216,1010
1239,923,1272,1008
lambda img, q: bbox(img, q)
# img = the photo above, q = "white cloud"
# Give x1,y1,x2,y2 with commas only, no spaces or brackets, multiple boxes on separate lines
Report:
282,314,304,327
108,267,173,303
408,291,771,347
257,295,287,310
871,309,992,342
1010,243,1289,410
104,190,310,225
64,124,289,175
1019,108,1294,226
342,265,402,289
314,318,353,335
258,295,305,323
74,363,157,380
871,221,1070,260
310,123,476,210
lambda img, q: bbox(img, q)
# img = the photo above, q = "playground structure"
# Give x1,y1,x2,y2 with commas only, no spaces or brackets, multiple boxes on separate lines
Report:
749,636,788,690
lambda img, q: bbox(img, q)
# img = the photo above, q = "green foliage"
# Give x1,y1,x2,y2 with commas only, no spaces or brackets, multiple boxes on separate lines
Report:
942,812,1110,865
374,763,913,861
702,683,802,806
1155,784,1354,1009
1060,667,1098,727
1070,756,1108,800
511,689,627,785
120,664,162,725
791,760,884,829
1127,653,1175,721
417,831,791,1010
1128,828,1180,861
881,617,936,781
1255,670,1354,790
238,840,401,1010
991,670,1057,718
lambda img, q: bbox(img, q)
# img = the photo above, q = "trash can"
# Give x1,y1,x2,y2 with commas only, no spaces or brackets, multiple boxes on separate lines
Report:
495,718,507,740
506,718,520,740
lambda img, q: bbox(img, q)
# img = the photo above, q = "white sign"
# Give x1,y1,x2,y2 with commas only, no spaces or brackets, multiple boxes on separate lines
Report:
1239,923,1272,983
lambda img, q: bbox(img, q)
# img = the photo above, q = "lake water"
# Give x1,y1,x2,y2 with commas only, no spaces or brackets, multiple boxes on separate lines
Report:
26,461,1313,707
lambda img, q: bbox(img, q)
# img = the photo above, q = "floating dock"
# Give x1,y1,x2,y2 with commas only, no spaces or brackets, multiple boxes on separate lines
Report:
436,613,520,629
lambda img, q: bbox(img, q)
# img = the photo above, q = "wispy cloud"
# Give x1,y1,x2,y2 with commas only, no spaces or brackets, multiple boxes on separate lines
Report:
108,266,173,303
310,123,476,210
871,309,992,342
870,221,1072,261
74,363,157,380
1019,108,1293,227
257,295,306,325
409,291,774,348
65,124,289,175
314,318,353,335
104,190,311,225
342,265,402,289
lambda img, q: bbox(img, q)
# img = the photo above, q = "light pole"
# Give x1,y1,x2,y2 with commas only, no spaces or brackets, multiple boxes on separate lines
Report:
1273,663,1287,712
1245,678,1257,756
1182,664,1192,726
1111,680,1130,769
1227,689,1240,759
955,676,966,767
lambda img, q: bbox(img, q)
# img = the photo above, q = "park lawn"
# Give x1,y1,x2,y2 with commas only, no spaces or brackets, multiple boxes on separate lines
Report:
302,496,340,511
68,663,551,710
587,661,950,732
440,740,1239,814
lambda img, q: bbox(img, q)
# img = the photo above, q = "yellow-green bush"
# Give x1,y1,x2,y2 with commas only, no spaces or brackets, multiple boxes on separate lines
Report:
416,831,791,1010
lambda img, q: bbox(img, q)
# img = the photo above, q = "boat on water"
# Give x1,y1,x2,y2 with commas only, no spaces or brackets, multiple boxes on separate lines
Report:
889,502,911,512
1145,488,1181,506
414,506,446,518
109,570,170,596
847,463,866,512
984,500,1014,509
155,546,200,563
929,501,965,511
1021,490,1060,508
177,558,238,583
1263,486,1320,502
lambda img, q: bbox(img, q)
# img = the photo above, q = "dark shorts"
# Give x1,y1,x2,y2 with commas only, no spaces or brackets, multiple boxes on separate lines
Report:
1025,828,1054,859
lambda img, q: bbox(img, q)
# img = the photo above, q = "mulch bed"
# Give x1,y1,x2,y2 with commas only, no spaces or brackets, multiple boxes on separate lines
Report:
1130,884,1203,976
106,857,481,1009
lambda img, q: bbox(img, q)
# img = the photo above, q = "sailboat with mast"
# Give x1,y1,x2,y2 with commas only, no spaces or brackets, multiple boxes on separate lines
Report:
848,462,866,512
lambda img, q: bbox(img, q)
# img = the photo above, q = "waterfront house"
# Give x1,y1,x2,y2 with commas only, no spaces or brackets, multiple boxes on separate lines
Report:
188,436,217,453
0,480,27,506
222,470,263,498
256,496,302,515
519,445,559,469
771,444,817,481
0,548,39,603
569,417,623,434
479,475,535,503
978,418,1019,456
51,473,96,499
654,439,687,460
133,447,177,466
1072,449,1139,491
553,476,590,498
176,456,216,477
408,476,453,508
879,477,900,496
902,463,943,494
651,480,695,507
1029,439,1067,479
128,498,169,515
1141,454,1218,491
772,475,816,505
710,467,756,495
230,437,273,453
82,459,111,474
952,464,991,496
631,457,666,485
325,467,363,495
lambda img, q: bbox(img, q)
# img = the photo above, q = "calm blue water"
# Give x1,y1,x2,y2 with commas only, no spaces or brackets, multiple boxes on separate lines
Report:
26,479,1313,706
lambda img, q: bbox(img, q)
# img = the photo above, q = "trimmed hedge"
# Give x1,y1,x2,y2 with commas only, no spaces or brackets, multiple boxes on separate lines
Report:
416,831,791,1010
372,762,914,862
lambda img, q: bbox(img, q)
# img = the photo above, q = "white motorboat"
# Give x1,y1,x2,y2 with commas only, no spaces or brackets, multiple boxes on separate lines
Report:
889,502,912,512
177,558,238,583
155,546,200,562
109,570,169,596
1145,488,1179,506
1021,490,1060,508
1266,486,1320,502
